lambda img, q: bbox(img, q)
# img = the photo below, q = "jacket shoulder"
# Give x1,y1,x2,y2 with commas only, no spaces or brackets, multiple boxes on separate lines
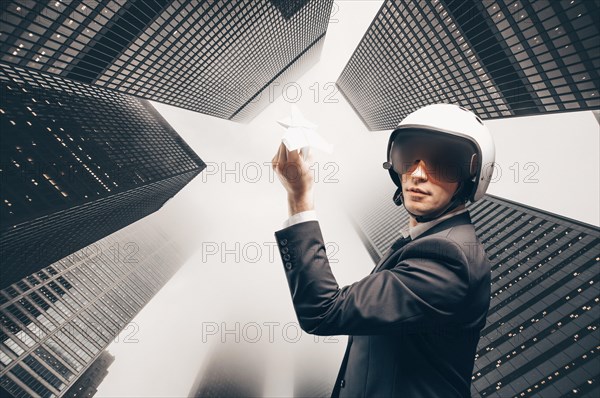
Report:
400,233,470,273
416,221,490,289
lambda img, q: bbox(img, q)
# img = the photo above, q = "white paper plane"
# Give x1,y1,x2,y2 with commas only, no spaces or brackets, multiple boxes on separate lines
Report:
278,105,333,161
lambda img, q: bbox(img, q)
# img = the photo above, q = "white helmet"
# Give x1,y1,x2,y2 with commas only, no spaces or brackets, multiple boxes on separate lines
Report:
383,104,496,220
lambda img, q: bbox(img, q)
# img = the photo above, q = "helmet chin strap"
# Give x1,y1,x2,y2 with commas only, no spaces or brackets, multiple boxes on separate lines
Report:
393,182,466,223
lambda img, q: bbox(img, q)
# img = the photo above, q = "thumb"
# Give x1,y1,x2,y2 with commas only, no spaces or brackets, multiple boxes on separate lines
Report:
287,146,301,162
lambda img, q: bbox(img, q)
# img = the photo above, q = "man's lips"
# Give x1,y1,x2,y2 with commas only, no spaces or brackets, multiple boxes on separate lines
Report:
407,187,430,195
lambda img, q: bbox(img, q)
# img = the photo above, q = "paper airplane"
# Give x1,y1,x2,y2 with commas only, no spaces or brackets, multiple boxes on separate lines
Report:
278,105,333,161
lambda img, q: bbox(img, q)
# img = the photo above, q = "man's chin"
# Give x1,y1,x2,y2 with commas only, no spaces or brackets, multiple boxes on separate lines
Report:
404,203,432,216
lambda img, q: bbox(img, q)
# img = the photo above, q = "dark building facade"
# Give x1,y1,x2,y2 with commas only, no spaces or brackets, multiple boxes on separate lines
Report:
336,0,600,130
0,0,334,121
348,184,600,398
62,350,115,398
0,221,188,397
0,62,205,289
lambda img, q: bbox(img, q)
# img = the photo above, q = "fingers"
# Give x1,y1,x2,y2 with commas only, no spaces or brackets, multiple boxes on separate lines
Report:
287,146,301,163
272,142,306,178
277,142,287,166
271,143,282,169
271,141,314,195
272,142,289,173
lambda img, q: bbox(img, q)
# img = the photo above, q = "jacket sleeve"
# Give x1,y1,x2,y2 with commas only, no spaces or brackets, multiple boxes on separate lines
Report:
274,220,471,335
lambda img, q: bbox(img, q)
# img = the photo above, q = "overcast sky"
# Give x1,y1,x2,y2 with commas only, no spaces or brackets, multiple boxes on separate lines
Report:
95,1,599,397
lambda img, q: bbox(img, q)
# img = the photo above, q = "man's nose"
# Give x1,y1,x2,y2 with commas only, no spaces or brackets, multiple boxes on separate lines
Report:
410,161,428,181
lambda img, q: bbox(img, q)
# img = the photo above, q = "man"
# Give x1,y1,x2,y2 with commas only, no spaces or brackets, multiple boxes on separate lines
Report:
271,104,495,397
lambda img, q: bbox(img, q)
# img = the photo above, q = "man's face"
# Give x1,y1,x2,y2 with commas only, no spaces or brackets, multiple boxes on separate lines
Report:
401,160,459,217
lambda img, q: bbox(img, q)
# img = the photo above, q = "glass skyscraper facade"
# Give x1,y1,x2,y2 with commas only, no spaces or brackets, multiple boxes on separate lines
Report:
336,0,600,130
0,221,188,398
0,0,334,121
62,350,115,398
349,184,600,398
0,62,205,289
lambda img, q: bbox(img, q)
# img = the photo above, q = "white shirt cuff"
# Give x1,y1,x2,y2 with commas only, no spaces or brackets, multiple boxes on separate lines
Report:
282,210,318,228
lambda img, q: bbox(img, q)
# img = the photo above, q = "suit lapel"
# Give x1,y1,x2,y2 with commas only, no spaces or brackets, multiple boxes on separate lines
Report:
369,211,473,275
369,239,410,274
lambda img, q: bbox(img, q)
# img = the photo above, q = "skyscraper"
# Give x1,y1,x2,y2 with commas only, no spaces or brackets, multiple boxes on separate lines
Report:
336,0,600,130
62,350,115,398
0,63,205,289
348,184,600,398
0,0,334,121
0,221,188,397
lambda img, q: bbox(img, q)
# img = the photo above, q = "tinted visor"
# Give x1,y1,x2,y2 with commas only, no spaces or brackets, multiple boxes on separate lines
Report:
390,130,478,183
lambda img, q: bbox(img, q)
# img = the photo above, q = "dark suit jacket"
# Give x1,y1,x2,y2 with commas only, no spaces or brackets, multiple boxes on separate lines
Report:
274,211,491,398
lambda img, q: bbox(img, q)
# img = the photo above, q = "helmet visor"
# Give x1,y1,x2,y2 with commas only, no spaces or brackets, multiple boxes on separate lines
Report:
390,130,478,183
